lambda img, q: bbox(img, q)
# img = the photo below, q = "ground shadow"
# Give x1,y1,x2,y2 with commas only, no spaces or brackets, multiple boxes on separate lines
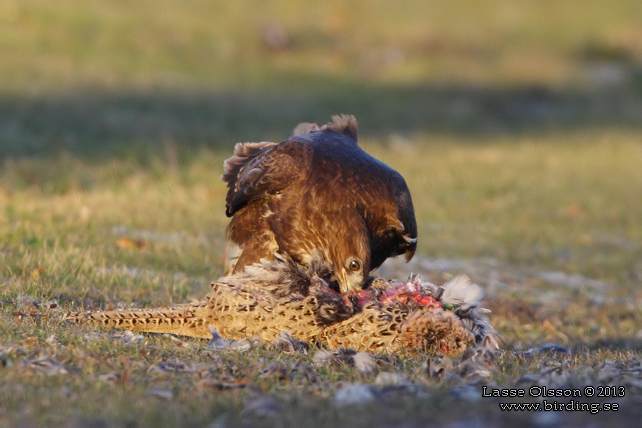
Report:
578,338,642,353
2,71,642,159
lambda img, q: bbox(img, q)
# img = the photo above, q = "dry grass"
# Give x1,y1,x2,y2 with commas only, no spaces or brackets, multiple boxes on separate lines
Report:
3,136,642,427
2,1,642,426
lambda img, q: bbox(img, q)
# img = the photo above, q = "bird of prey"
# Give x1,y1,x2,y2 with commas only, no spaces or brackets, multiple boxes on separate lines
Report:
222,114,417,293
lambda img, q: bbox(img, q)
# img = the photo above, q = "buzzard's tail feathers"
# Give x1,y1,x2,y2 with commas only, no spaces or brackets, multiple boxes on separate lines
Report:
63,303,212,339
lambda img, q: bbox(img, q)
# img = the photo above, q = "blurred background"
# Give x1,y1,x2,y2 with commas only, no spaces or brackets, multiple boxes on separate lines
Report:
1,0,642,302
2,0,642,158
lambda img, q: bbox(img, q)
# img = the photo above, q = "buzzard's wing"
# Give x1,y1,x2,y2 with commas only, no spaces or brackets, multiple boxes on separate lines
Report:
222,140,311,217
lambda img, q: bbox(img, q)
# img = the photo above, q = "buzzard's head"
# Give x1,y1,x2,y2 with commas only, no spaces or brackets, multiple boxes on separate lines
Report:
328,233,371,294
334,257,367,294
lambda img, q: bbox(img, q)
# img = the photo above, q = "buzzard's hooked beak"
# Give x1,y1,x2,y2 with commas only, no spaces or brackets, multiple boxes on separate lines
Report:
404,235,417,262
337,269,360,294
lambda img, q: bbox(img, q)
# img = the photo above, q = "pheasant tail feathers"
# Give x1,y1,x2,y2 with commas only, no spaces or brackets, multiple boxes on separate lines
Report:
63,302,212,338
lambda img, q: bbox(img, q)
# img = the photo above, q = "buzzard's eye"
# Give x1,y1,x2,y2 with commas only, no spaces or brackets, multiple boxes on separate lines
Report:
348,259,361,272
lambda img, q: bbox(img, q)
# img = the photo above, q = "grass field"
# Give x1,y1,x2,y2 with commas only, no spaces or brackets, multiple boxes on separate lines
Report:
2,1,642,427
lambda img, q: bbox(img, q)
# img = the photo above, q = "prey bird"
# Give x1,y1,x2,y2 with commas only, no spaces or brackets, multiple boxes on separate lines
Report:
64,254,484,357
222,115,417,292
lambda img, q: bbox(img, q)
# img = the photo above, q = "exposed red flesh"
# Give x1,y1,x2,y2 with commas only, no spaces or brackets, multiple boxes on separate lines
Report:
342,282,443,310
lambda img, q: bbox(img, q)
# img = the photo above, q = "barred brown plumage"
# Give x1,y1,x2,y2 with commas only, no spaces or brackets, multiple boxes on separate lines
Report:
222,115,417,293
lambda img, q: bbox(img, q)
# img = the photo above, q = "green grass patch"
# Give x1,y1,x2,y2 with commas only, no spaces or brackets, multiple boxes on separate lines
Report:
2,1,642,426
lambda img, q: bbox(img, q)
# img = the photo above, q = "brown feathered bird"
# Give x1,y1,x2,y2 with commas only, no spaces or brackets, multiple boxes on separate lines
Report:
222,115,417,293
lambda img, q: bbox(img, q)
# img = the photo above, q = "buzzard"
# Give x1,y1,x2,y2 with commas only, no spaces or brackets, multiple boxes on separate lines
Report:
222,115,417,293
